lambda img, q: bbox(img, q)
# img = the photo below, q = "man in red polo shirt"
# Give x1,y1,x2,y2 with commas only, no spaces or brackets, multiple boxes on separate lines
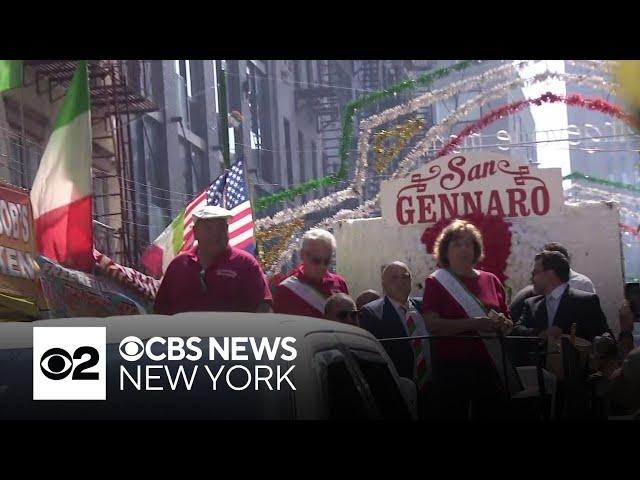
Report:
273,228,349,318
154,205,272,314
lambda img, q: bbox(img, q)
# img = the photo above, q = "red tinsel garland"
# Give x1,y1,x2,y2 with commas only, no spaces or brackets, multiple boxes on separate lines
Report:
438,92,633,157
620,223,640,237
420,213,512,284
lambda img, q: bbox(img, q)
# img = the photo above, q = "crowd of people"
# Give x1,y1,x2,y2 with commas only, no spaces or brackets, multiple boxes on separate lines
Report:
154,204,640,419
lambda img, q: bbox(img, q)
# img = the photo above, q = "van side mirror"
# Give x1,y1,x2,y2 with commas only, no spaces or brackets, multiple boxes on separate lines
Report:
398,377,418,419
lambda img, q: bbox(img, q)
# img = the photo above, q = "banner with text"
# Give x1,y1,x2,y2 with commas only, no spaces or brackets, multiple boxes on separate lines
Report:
381,152,563,227
0,182,38,298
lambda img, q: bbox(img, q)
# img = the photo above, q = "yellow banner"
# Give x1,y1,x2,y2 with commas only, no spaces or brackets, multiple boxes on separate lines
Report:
0,181,38,300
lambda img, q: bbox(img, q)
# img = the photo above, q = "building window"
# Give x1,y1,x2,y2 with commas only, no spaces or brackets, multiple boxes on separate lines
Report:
293,61,301,83
191,146,205,192
228,127,236,159
248,63,262,152
92,170,110,223
284,118,293,186
306,61,314,86
175,60,193,126
8,141,25,188
175,60,192,97
436,90,481,123
212,60,219,114
298,130,305,183
179,139,194,196
3,134,43,189
311,141,318,200
311,141,318,178
246,63,272,184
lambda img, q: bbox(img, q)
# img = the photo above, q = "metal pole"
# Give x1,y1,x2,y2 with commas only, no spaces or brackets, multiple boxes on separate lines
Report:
111,61,130,266
121,60,140,268
19,69,27,188
216,60,231,169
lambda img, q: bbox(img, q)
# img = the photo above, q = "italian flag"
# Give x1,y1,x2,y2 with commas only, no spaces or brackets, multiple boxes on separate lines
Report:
141,211,186,278
0,60,23,93
30,61,94,272
140,193,205,278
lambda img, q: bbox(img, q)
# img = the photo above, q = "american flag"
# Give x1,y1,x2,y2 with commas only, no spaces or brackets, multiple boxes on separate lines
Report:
181,158,255,254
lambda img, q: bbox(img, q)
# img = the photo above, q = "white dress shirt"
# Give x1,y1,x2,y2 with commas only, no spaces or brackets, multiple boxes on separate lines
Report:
545,283,568,328
569,269,596,293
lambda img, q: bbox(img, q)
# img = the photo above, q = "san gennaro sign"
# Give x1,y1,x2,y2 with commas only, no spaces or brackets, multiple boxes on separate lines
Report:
380,152,563,227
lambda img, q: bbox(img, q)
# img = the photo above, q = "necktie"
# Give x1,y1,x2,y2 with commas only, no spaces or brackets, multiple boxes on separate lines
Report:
404,307,428,390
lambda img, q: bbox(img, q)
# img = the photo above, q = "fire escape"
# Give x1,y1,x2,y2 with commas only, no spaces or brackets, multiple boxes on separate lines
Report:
296,61,354,187
24,60,158,268
356,61,435,202
360,60,381,92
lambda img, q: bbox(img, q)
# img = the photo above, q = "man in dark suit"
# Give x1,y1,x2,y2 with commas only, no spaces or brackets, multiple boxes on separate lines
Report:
359,262,430,416
510,242,597,325
513,250,609,342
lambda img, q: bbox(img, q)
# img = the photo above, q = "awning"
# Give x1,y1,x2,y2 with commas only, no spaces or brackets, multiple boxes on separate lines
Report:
0,292,39,321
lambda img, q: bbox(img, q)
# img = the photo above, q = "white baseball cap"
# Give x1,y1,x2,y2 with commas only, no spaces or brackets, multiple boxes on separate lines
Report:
192,205,233,222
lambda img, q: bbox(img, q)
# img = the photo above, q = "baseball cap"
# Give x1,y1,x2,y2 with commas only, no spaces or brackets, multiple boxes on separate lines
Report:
192,205,233,221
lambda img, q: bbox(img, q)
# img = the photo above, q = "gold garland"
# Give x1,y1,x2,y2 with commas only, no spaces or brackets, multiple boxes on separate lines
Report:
255,218,305,271
373,118,424,173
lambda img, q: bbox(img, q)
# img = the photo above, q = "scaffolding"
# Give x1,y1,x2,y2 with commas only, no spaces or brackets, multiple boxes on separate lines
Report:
23,60,159,268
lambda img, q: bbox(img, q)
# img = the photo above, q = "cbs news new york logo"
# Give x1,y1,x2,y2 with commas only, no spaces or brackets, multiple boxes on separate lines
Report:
33,328,297,400
33,327,106,400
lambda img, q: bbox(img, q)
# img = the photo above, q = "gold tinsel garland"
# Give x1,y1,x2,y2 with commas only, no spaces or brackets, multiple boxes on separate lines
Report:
256,217,305,271
373,118,424,173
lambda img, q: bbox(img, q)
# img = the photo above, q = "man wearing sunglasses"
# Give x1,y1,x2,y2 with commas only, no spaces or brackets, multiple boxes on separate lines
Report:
154,205,272,315
324,293,359,326
273,228,349,318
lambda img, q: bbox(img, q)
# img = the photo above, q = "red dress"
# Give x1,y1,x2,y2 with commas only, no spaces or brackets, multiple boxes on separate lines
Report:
422,269,510,363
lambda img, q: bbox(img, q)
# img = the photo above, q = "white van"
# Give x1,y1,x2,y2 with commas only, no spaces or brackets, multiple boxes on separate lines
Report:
0,312,417,420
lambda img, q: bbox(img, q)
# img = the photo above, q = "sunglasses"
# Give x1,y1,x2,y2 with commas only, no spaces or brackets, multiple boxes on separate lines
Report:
309,255,331,266
336,310,359,322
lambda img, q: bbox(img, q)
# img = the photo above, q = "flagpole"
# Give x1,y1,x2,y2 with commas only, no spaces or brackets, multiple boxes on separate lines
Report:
221,167,230,210
243,156,257,218
239,154,260,259
216,60,231,169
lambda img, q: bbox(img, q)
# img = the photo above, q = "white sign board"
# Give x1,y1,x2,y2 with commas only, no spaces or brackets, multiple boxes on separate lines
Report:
381,152,563,226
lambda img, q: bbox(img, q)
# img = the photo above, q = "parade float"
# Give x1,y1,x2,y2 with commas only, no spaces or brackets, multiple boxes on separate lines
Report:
334,151,625,329
5,60,637,328
253,60,639,335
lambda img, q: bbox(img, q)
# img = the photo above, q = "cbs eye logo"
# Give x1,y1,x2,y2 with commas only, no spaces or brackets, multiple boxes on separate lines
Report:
119,336,144,361
40,346,100,381
33,327,106,401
